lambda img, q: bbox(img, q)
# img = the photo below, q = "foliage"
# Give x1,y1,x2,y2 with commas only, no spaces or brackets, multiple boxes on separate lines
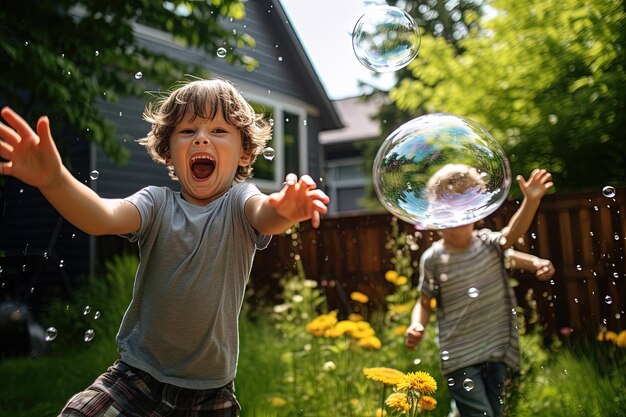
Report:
385,0,626,194
0,0,256,163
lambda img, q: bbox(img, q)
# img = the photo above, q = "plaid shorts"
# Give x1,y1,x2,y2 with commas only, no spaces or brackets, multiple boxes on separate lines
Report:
58,360,240,417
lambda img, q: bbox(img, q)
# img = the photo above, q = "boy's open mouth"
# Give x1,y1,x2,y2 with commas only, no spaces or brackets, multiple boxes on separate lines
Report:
191,155,215,180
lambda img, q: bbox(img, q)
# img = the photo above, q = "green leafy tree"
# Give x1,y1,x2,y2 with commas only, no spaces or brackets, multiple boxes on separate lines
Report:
385,0,626,194
0,0,256,163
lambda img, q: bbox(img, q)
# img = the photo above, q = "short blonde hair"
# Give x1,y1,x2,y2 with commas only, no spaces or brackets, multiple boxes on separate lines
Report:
426,163,486,200
139,78,272,181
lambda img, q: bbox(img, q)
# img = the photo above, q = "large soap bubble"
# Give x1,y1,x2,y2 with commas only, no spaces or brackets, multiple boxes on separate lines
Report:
352,5,420,73
373,113,511,229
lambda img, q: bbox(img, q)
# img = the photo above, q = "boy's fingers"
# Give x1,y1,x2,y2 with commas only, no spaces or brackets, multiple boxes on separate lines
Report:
36,116,52,147
284,173,297,186
1,107,37,142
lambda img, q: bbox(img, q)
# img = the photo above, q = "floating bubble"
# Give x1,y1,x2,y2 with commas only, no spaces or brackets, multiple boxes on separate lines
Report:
134,72,143,80
83,306,91,316
262,147,276,161
441,350,450,361
412,358,422,365
447,377,455,387
463,378,475,391
45,327,57,342
352,5,420,73
84,329,95,342
373,113,511,229
94,311,101,320
216,47,227,58
467,287,480,298
605,296,613,305
602,186,615,198
90,170,99,180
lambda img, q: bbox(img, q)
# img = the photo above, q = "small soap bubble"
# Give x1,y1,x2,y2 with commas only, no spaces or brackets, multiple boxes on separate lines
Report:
447,377,455,387
602,186,616,198
412,358,422,365
59,260,65,268
216,47,227,58
45,327,58,342
83,306,91,316
467,287,480,298
95,50,99,56
373,113,511,229
605,296,613,305
441,350,450,361
439,273,448,282
262,147,275,161
576,265,582,271
134,72,143,80
94,311,101,320
90,170,99,180
463,378,475,391
84,329,95,342
352,5,420,73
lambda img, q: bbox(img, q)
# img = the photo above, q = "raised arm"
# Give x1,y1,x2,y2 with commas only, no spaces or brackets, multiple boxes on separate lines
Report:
245,173,330,236
500,169,553,249
0,107,140,235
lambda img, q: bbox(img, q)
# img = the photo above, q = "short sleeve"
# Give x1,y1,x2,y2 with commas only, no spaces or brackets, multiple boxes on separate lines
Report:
417,246,437,298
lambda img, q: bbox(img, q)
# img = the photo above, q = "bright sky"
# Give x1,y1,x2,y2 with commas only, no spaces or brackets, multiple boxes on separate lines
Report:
279,0,396,100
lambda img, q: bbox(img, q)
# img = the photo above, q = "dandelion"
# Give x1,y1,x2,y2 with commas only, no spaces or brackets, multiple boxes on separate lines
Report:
357,335,382,350
598,330,618,342
617,330,626,348
397,371,438,395
351,327,376,340
417,395,437,411
351,291,369,303
385,392,410,414
348,313,364,321
385,270,399,283
363,367,405,385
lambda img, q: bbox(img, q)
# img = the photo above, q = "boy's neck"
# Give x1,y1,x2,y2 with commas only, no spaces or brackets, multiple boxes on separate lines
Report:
441,236,473,252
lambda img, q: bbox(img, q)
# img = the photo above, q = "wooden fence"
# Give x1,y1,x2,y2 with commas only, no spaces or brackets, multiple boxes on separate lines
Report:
250,187,626,337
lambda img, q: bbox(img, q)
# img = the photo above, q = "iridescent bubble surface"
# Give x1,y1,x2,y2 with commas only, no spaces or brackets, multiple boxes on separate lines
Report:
373,113,511,229
352,5,420,73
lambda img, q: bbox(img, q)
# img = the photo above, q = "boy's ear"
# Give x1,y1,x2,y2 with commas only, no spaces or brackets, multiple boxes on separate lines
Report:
239,148,253,166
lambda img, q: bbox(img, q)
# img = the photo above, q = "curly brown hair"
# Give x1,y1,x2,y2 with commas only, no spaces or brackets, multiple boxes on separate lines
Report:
138,78,272,182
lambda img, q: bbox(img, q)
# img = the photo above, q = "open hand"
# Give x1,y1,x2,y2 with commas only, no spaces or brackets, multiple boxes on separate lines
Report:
516,168,554,201
0,107,63,188
268,173,330,228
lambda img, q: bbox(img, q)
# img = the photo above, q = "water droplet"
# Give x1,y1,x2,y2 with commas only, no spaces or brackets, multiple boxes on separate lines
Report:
262,147,275,161
90,170,99,180
441,350,450,361
84,329,95,342
216,47,227,58
605,296,613,305
134,72,143,80
602,186,616,198
45,327,58,342
463,378,475,391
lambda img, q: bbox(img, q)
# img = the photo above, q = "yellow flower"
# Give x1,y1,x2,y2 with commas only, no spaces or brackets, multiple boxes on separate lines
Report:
324,327,345,338
616,330,626,348
395,275,409,286
268,396,287,407
385,392,410,414
418,395,438,411
351,327,376,339
351,291,369,303
306,311,338,337
394,325,408,336
348,313,364,322
363,367,405,385
385,270,399,283
357,335,382,350
598,330,618,342
397,371,438,395
390,301,415,315
336,320,358,333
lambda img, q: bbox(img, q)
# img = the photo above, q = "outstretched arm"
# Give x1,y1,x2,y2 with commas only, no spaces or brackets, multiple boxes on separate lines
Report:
0,107,140,235
245,173,330,236
500,169,553,249
506,249,555,281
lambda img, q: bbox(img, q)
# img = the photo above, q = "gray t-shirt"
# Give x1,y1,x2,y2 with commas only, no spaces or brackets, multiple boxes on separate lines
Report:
418,229,520,376
118,182,271,389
